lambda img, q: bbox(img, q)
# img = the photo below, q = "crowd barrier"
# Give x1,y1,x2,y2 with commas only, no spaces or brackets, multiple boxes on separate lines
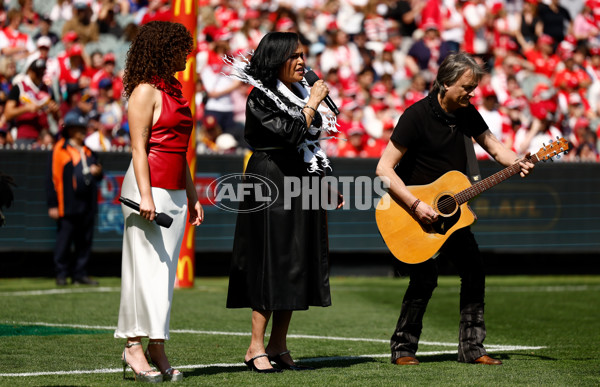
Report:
1,150,599,255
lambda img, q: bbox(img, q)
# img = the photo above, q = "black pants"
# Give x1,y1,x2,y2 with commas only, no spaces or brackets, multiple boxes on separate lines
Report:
54,211,95,280
390,227,487,363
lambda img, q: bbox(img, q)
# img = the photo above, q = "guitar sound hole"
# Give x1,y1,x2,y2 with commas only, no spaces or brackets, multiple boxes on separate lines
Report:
436,194,457,216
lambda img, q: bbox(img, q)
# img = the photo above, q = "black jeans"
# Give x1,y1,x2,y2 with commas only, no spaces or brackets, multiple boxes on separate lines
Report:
390,227,487,363
54,211,95,280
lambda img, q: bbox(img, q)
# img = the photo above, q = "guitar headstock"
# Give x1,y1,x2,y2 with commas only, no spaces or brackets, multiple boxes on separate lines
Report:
535,137,569,162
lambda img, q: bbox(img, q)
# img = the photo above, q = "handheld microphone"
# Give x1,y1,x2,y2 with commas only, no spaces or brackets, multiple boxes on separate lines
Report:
119,196,173,228
304,70,340,115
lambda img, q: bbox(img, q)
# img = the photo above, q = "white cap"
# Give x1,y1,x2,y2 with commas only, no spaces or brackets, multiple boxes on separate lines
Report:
37,36,52,48
216,133,238,151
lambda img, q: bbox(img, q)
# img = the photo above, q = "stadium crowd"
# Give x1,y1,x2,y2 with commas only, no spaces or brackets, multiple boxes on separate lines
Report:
0,0,599,162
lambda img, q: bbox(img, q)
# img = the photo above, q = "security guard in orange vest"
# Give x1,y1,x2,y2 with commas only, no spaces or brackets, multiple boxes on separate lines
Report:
46,110,103,286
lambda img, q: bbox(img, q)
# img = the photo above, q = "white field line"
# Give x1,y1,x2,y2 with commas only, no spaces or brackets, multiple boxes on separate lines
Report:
0,287,119,296
0,284,598,297
0,320,545,378
2,321,548,351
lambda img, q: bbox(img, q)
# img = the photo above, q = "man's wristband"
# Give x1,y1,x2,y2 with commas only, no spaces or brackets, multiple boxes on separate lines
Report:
410,199,421,214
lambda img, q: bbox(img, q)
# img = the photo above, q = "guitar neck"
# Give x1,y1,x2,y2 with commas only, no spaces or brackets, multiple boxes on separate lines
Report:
455,154,539,204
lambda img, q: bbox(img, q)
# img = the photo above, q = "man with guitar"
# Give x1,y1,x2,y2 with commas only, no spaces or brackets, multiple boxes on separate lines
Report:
376,52,535,366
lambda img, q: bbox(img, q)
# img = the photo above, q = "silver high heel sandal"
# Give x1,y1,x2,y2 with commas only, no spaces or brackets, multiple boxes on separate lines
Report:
122,342,163,383
144,341,184,382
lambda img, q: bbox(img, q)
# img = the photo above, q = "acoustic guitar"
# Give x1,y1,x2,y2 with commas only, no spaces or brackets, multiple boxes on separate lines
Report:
375,138,569,264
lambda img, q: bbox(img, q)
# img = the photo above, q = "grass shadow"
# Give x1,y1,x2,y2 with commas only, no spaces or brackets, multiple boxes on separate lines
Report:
419,352,557,364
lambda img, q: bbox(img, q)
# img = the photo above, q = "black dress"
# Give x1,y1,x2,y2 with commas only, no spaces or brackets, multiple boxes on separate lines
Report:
226,86,332,311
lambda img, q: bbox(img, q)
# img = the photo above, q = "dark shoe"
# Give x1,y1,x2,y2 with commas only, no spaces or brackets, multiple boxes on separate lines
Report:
268,350,314,371
473,355,502,365
394,356,420,365
56,277,67,286
244,354,282,373
72,276,99,286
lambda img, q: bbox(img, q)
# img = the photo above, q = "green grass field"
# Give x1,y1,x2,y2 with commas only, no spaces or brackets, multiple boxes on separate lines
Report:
1,275,599,386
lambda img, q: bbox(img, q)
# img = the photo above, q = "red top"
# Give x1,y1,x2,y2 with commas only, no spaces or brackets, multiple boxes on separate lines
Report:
147,77,193,190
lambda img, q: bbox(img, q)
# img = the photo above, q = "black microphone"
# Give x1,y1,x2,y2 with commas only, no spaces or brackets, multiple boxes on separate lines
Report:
304,70,340,115
119,196,173,228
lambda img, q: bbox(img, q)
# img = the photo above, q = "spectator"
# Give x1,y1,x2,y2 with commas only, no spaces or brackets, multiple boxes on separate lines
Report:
58,44,94,90
46,110,103,286
586,46,600,116
520,34,561,79
337,121,381,157
514,0,543,51
18,0,40,35
98,0,125,37
500,97,528,152
315,0,340,38
33,15,61,47
320,26,363,81
85,110,113,151
573,1,599,44
196,115,221,154
0,56,17,102
230,8,264,54
384,0,426,47
4,58,60,146
200,29,244,145
405,20,453,88
461,0,492,60
62,1,100,44
50,0,74,23
402,72,427,108
139,0,173,24
297,8,319,44
29,36,61,88
0,9,37,68
514,95,563,156
440,0,465,53
475,84,503,160
337,0,368,37
537,0,572,49
89,52,124,99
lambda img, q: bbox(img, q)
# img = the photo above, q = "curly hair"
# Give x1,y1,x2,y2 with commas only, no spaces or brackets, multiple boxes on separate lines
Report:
246,32,299,89
123,21,193,99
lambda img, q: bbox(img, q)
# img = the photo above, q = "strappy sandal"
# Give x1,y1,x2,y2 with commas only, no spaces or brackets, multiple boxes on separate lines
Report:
122,342,162,383
144,341,183,382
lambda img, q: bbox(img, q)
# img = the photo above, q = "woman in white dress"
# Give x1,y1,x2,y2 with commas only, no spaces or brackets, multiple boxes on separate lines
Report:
114,21,203,383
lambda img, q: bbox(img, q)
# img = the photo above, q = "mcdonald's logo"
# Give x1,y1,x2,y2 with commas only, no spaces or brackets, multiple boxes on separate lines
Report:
177,254,194,283
173,0,194,16
186,226,194,249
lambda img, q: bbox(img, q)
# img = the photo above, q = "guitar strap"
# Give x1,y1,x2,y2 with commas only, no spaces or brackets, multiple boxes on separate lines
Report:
463,135,481,184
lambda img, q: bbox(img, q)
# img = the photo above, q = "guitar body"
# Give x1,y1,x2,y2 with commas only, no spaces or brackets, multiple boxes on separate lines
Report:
375,171,477,264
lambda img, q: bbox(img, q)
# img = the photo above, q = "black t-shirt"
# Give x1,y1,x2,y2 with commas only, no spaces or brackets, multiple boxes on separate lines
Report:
390,92,488,186
386,0,418,37
537,3,571,43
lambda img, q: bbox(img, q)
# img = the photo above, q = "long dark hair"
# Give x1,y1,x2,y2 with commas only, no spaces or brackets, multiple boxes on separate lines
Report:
246,32,300,89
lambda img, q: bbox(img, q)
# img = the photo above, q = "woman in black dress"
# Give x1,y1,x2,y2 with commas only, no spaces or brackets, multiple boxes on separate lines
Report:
225,32,341,373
